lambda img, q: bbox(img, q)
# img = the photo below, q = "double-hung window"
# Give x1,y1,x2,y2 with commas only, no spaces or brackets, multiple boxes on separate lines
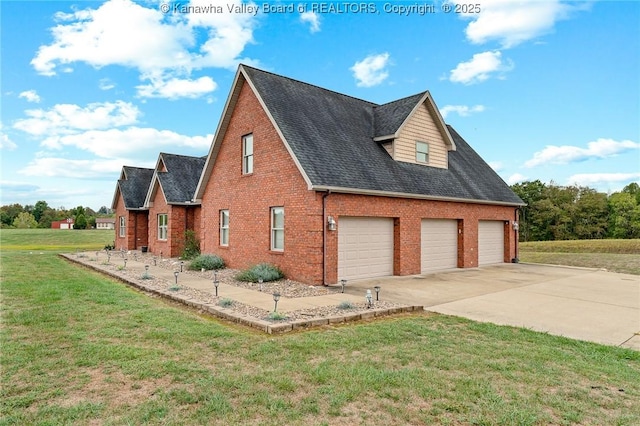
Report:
242,134,253,174
220,210,229,246
119,216,126,237
271,207,284,251
416,141,429,164
158,214,168,240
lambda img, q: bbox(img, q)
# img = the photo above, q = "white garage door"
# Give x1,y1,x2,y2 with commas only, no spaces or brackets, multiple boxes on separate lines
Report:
478,221,505,265
338,217,394,281
421,219,458,273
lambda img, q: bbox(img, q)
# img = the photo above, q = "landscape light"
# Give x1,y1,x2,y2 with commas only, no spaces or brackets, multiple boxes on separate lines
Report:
273,292,281,312
374,286,381,301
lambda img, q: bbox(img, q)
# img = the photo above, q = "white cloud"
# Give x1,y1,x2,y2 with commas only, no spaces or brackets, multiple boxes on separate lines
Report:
19,90,41,103
450,0,583,48
524,138,640,168
449,50,513,85
440,104,486,119
567,173,640,188
99,78,115,90
0,123,18,151
507,173,528,185
38,127,212,159
19,157,131,178
136,75,217,99
13,101,140,136
300,11,320,33
31,0,257,99
350,53,391,87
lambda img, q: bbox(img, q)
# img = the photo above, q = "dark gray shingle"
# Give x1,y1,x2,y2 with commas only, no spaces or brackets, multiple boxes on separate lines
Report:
242,65,523,205
119,166,153,209
157,153,206,204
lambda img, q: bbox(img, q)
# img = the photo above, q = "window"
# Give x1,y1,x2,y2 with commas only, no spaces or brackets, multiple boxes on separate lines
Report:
220,210,229,246
158,214,168,240
271,207,284,251
242,134,253,174
416,141,429,164
119,216,125,237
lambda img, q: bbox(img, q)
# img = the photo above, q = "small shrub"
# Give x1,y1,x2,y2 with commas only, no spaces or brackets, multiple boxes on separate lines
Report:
218,298,233,308
104,243,115,250
140,272,152,280
189,254,225,271
337,301,354,310
267,311,287,321
235,263,284,283
168,285,181,292
181,230,200,260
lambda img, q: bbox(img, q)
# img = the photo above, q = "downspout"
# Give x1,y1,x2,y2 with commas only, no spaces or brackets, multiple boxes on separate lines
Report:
322,190,331,286
513,207,520,263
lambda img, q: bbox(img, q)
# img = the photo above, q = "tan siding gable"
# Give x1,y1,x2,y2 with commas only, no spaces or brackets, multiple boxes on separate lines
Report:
394,102,448,169
381,141,393,157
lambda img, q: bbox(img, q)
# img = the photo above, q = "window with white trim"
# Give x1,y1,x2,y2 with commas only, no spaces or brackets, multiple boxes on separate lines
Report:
220,210,229,246
158,214,168,240
242,134,253,174
119,216,125,237
271,207,284,251
416,141,429,164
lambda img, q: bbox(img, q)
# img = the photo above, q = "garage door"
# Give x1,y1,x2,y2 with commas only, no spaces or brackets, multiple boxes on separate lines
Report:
338,217,394,281
478,221,505,265
421,219,458,273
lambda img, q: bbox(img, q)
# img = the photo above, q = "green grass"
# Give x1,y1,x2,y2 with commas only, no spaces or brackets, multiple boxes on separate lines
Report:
0,228,114,252
2,231,639,425
520,239,640,274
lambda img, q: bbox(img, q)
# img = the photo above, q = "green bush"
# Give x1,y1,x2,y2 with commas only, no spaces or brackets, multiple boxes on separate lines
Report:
337,301,355,310
235,263,284,283
218,298,233,308
180,230,200,260
188,254,225,271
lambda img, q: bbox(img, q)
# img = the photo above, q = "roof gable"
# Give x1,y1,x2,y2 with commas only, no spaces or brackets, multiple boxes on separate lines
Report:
111,166,154,210
145,153,206,206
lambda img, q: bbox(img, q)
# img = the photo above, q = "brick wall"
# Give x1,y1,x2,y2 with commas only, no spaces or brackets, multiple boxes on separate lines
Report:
200,80,324,283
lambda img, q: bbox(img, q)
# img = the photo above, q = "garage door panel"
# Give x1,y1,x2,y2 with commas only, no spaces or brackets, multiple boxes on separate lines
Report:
421,219,458,273
338,217,394,281
479,221,504,265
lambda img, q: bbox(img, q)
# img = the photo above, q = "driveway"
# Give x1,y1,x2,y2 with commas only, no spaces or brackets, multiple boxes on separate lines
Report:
344,264,640,350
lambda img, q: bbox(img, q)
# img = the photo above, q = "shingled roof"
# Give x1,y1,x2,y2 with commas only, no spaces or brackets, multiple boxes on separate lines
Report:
197,65,524,206
148,153,206,205
112,166,154,210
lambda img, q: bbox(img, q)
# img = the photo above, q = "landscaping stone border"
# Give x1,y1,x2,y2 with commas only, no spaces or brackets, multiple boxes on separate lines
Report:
61,253,424,334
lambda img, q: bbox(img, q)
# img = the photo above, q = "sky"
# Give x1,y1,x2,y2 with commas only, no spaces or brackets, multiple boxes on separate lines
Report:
1,0,639,211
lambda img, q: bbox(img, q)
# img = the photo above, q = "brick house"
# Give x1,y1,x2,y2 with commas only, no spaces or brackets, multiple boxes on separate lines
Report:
143,153,206,258
193,65,525,285
112,166,153,250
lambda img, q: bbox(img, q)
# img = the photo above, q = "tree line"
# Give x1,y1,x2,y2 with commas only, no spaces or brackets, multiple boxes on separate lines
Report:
511,181,640,241
0,201,114,230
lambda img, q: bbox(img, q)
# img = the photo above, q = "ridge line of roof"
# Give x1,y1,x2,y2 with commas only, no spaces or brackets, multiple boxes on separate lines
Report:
241,64,380,106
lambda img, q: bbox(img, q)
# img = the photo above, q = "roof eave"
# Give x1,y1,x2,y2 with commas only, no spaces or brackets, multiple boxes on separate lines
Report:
312,185,525,207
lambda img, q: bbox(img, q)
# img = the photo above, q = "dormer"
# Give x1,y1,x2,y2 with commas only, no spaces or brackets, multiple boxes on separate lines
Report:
374,91,455,169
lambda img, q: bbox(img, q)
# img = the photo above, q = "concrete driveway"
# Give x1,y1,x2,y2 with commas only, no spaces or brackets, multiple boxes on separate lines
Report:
344,264,640,350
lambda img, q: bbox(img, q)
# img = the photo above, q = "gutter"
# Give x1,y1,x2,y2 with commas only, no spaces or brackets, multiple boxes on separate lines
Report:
311,185,526,207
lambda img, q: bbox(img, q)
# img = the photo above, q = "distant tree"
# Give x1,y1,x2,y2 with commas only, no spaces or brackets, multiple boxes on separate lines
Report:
98,206,110,215
32,200,49,223
13,212,38,228
38,208,63,228
87,216,96,229
608,192,638,238
622,182,640,204
74,213,88,230
1,204,24,226
573,188,608,239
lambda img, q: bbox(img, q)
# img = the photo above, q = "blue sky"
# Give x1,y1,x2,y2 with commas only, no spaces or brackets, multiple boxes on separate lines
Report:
1,0,638,210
